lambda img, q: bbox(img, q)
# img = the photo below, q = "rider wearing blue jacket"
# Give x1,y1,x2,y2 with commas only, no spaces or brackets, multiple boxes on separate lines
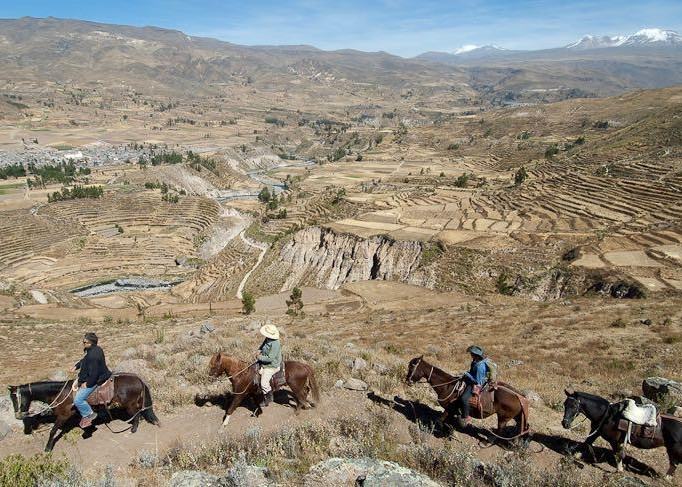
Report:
457,345,487,427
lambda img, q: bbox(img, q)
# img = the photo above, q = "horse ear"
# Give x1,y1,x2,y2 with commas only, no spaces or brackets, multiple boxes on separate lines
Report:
565,388,574,396
419,354,424,359
216,351,221,359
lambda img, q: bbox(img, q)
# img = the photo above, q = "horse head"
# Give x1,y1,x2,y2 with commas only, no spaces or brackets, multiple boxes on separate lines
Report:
7,385,29,420
208,352,223,377
405,355,425,385
562,388,580,429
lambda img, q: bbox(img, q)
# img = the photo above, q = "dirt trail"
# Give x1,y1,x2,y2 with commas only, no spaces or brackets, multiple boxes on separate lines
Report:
0,388,669,484
236,231,268,299
0,391,362,477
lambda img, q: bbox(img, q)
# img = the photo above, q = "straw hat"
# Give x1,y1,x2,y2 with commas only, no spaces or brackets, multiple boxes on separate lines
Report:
260,323,280,340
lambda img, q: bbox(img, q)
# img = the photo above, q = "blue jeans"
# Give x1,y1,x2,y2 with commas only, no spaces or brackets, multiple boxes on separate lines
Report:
73,385,96,418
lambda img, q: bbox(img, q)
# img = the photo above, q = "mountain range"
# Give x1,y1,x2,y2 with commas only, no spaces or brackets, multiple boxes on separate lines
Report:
1,17,681,106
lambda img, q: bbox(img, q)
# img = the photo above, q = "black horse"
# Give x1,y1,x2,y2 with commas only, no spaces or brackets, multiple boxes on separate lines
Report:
8,374,160,452
562,389,682,479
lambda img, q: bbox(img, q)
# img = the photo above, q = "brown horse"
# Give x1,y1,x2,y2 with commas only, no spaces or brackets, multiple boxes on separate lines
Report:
8,373,159,452
405,356,529,440
563,389,682,479
208,352,319,427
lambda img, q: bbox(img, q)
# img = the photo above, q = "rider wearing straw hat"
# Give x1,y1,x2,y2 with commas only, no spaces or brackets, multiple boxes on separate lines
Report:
255,323,282,408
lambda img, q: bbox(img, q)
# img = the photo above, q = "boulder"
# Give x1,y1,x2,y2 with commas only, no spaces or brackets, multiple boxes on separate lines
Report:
0,420,10,441
333,379,344,389
304,457,440,487
169,470,219,487
343,378,368,391
220,451,275,487
113,359,150,378
521,390,543,406
0,396,23,430
200,322,215,334
673,406,682,418
372,363,388,375
505,359,523,368
352,357,367,372
30,290,48,304
121,347,138,360
50,370,68,381
642,377,682,406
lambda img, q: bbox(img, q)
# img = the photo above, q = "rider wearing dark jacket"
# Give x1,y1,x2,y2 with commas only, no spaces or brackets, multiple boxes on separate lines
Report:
72,332,111,428
75,343,112,388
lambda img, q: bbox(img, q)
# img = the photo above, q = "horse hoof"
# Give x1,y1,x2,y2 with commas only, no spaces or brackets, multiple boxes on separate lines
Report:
617,465,624,473
572,451,582,460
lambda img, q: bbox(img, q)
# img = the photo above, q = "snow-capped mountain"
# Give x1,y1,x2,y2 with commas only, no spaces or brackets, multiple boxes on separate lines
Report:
566,28,681,50
453,44,507,56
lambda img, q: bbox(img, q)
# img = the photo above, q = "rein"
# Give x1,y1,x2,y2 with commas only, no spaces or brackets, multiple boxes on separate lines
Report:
221,360,259,395
19,380,72,418
569,396,612,441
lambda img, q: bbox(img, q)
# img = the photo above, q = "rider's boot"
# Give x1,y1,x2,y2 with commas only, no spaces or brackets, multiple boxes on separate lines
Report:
79,412,97,429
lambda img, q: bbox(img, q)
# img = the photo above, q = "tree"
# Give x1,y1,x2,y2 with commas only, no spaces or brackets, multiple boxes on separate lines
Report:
514,166,528,186
258,187,271,203
454,173,469,188
286,287,303,316
242,291,255,315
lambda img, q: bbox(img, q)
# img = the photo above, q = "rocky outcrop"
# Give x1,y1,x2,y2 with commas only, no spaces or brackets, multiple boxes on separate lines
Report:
642,377,682,409
304,457,441,486
273,227,429,291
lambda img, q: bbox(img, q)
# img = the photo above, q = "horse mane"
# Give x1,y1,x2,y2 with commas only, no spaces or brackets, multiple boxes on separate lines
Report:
417,357,457,380
574,391,610,406
19,381,71,398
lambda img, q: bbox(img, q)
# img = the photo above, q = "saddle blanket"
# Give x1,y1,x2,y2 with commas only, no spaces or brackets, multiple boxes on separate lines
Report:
622,398,658,426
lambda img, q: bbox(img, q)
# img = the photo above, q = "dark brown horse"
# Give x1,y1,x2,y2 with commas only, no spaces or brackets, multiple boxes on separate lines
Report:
8,373,160,452
405,356,529,440
208,352,319,427
562,389,682,479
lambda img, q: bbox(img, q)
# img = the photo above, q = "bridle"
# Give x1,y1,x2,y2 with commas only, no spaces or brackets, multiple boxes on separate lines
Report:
565,395,610,438
407,357,433,384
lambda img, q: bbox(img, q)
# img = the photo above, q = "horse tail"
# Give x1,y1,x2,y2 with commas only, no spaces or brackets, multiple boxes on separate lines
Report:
307,366,320,405
141,381,160,426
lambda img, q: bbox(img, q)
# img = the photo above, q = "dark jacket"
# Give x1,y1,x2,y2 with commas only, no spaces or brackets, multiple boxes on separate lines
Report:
75,345,112,388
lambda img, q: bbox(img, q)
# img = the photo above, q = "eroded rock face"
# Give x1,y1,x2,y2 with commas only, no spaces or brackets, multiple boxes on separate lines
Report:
276,227,427,290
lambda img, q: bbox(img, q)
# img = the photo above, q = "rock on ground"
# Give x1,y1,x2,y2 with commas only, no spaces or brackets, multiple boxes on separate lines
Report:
30,289,48,304
0,396,24,431
50,369,68,381
352,357,367,372
169,470,219,487
221,452,275,487
343,378,368,391
521,389,542,406
200,321,216,334
304,457,441,487
642,377,682,406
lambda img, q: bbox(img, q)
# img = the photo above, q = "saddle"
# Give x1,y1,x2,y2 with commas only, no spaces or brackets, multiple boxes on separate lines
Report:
467,382,496,417
271,365,286,390
621,398,658,426
72,376,116,407
254,364,286,391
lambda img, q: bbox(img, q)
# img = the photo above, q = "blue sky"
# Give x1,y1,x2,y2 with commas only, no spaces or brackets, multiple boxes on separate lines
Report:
2,1,681,56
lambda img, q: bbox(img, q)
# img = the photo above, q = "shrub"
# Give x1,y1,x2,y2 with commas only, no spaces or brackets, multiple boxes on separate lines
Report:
514,166,528,186
545,144,560,159
454,173,469,188
0,454,69,487
447,143,459,150
242,291,256,315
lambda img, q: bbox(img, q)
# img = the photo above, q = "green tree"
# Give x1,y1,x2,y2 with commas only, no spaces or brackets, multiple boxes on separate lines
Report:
258,187,271,203
286,287,303,316
514,166,528,186
242,291,255,315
